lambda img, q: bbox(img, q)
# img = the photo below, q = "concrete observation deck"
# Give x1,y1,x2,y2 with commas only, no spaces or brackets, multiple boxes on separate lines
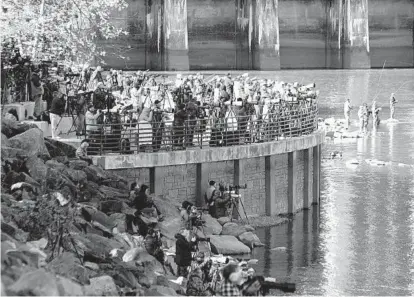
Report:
95,130,325,218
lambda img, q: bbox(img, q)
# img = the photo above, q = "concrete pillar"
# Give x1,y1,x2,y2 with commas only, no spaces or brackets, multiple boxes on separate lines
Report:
163,0,189,70
235,0,252,70
312,145,321,205
326,0,370,69
303,148,312,210
265,155,276,216
287,152,297,214
233,160,243,220
251,0,280,70
196,163,208,207
146,0,164,70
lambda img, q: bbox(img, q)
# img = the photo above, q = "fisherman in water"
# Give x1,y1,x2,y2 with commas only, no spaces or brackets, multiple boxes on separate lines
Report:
344,98,353,129
371,101,380,129
390,93,398,119
358,104,369,134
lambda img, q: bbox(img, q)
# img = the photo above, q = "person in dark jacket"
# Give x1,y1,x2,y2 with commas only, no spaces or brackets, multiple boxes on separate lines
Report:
173,103,187,149
175,228,196,277
186,98,198,147
144,227,165,265
49,91,66,139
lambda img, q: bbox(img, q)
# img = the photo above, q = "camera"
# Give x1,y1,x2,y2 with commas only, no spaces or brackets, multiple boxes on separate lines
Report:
229,184,247,191
245,276,296,294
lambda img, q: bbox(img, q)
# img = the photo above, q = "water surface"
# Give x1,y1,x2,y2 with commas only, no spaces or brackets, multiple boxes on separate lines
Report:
248,69,414,296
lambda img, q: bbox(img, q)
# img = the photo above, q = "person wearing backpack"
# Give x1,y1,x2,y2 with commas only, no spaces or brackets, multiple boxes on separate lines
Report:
205,181,219,218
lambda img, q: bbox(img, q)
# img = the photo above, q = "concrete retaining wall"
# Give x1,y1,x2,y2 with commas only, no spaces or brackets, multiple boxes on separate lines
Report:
99,131,324,216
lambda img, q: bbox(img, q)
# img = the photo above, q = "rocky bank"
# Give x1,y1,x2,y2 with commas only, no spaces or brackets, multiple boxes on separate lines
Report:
1,118,265,296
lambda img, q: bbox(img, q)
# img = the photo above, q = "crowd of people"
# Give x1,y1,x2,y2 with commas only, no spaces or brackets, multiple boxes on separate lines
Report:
2,53,320,152
118,180,268,296
343,93,398,133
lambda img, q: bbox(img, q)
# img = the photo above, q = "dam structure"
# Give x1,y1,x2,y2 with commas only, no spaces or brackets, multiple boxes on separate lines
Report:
101,0,414,70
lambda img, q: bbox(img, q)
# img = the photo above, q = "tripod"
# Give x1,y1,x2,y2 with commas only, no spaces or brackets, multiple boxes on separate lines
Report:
191,216,212,257
227,190,250,225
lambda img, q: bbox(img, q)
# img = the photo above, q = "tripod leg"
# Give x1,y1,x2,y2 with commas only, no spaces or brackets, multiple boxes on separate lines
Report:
237,198,250,225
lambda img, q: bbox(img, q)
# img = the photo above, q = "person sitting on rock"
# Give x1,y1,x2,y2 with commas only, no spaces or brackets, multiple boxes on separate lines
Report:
187,252,214,296
144,227,165,266
76,139,93,165
132,184,162,218
175,228,197,277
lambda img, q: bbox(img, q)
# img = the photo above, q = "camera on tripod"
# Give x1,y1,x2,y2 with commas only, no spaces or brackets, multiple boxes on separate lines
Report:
228,183,247,191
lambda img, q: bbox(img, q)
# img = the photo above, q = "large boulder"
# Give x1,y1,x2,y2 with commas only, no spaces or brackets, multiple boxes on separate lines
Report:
69,233,125,261
84,275,118,296
68,160,89,170
1,118,37,138
63,168,88,183
221,222,248,237
99,185,129,200
56,275,85,296
237,231,264,249
109,213,127,233
1,146,31,159
83,165,109,183
8,128,50,158
153,195,181,219
44,138,77,158
217,217,231,225
209,235,251,255
1,133,10,146
25,156,49,181
81,206,116,230
6,269,60,296
46,252,89,285
158,217,182,241
202,214,222,236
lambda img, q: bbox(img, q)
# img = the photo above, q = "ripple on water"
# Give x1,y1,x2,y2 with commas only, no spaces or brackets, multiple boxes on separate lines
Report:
250,69,414,295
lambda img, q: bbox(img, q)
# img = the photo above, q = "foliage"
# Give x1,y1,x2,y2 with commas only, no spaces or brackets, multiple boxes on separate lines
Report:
1,0,129,65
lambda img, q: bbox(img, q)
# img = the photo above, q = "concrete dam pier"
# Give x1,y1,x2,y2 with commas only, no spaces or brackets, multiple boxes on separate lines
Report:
93,132,325,217
102,0,414,70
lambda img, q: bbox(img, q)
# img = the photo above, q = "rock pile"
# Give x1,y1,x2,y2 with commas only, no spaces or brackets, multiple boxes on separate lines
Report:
1,118,263,296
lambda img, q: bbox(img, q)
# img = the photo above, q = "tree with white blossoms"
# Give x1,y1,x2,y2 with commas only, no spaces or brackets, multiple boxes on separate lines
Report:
1,0,129,65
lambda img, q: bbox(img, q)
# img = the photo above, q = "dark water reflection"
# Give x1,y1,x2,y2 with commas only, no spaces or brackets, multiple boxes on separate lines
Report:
248,69,414,296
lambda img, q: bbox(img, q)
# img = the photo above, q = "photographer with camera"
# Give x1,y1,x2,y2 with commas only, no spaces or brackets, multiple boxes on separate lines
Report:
215,184,232,219
219,263,261,296
150,100,165,152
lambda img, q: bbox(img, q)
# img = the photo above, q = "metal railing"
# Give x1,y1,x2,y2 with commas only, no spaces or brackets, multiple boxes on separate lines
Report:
85,102,319,156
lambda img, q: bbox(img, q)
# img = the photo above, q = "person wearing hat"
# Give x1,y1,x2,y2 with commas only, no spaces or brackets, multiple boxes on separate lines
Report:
150,99,165,152
49,90,67,139
75,90,87,136
219,263,261,296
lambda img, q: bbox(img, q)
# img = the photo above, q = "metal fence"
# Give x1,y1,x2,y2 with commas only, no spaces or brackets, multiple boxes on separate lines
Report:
85,103,319,155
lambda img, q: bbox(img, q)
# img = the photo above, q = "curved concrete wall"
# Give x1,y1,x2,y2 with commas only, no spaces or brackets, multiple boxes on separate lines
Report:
96,131,325,217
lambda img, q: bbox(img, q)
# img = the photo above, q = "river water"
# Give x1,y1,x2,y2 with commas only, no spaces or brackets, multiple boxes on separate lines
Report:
246,69,414,296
